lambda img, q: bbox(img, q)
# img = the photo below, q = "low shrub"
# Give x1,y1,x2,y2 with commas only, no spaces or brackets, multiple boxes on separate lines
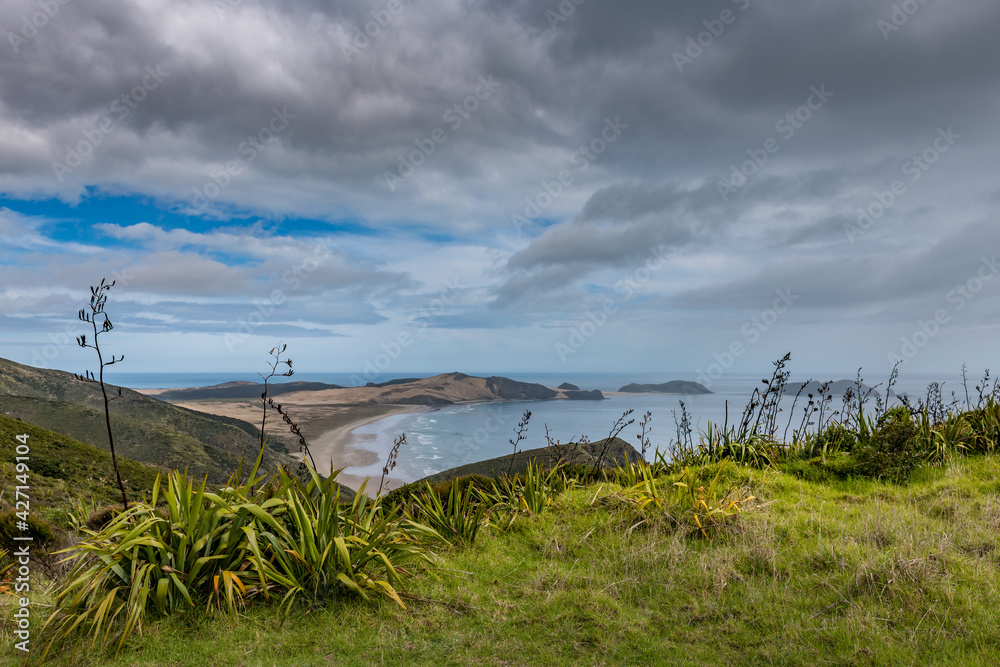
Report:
406,480,487,547
0,510,57,553
617,462,756,538
778,453,857,483
853,407,923,483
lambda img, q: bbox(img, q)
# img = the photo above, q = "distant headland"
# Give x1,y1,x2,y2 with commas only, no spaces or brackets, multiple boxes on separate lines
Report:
618,381,712,395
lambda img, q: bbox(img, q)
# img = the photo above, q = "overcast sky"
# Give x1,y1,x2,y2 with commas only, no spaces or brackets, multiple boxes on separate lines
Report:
1,0,998,381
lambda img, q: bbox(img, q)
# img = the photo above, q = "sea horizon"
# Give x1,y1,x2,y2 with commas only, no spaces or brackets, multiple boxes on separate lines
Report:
102,367,976,484
105,368,971,399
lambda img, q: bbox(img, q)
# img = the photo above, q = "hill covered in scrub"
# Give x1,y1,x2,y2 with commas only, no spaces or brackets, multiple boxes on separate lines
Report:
0,358,296,484
0,414,162,510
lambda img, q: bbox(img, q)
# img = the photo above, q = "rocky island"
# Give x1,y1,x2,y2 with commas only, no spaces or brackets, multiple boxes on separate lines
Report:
618,381,712,395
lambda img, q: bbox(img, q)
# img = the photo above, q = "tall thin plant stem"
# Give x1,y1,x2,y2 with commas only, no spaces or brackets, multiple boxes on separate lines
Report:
76,279,128,510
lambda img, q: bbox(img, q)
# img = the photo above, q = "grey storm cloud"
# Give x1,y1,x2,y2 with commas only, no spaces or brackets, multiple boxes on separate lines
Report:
1,0,999,372
667,220,1000,312
2,0,997,216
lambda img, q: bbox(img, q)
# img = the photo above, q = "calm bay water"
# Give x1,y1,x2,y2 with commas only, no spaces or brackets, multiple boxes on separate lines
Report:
110,369,966,484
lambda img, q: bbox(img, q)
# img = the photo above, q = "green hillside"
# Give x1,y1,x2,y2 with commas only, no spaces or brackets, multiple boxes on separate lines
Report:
0,414,162,512
0,358,295,484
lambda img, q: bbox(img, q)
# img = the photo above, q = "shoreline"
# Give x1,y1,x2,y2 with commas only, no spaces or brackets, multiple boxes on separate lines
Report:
305,404,424,493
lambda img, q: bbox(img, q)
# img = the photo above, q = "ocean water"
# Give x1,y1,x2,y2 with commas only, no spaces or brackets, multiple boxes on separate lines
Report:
349,371,964,483
109,369,967,484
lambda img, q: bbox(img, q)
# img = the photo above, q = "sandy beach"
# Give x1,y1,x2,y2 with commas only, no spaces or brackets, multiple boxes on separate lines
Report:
302,404,422,494
158,394,423,494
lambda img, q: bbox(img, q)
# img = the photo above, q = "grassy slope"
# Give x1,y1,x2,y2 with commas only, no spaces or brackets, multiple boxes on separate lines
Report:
0,414,162,516
2,396,270,484
6,456,997,666
0,358,295,483
415,437,641,484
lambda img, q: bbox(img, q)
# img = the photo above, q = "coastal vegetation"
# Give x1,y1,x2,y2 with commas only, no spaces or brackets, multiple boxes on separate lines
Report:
0,290,997,664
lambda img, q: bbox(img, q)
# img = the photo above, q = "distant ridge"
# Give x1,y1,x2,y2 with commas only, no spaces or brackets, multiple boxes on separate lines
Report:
0,357,296,483
619,381,711,395
156,380,344,401
150,372,605,405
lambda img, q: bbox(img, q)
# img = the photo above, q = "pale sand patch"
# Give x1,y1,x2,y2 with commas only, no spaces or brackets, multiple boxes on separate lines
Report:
306,404,421,473
161,397,422,494
335,472,408,497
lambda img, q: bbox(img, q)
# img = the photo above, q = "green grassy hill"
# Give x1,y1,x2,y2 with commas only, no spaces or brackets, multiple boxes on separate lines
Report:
0,358,295,484
0,414,162,513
